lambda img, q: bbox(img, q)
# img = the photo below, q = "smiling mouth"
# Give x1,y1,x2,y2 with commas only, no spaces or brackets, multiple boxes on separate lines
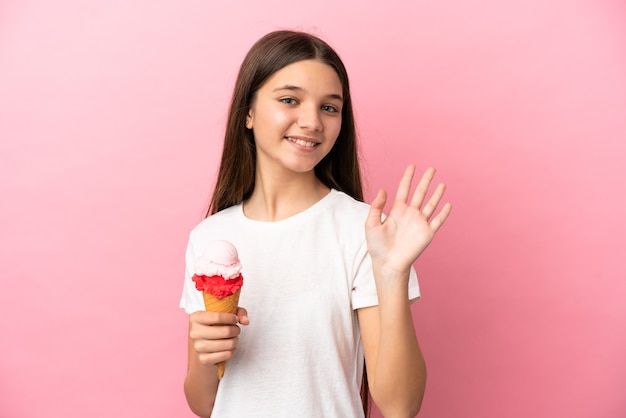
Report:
285,136,319,148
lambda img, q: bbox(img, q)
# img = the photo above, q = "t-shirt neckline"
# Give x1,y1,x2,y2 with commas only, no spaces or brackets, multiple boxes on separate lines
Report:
238,189,338,225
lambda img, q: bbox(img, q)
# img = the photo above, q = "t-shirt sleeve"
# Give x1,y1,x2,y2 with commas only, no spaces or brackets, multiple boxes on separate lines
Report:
179,234,206,314
351,240,421,310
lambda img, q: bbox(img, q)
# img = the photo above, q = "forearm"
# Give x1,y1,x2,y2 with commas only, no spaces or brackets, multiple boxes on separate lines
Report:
362,165,449,416
184,340,220,418
371,268,426,417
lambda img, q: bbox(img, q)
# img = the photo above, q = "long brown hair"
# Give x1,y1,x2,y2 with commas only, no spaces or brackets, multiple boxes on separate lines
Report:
206,30,370,416
207,30,363,215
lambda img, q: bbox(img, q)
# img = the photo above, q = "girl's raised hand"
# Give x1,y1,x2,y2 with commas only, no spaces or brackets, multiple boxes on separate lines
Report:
365,165,451,275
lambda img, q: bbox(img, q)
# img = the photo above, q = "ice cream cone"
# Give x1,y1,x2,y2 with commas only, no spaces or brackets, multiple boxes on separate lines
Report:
202,288,242,379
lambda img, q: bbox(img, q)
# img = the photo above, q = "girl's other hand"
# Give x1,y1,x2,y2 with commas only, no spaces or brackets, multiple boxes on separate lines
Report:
188,307,249,366
365,165,451,275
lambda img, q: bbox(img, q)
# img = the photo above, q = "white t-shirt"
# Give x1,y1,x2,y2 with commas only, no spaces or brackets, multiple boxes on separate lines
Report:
180,189,420,417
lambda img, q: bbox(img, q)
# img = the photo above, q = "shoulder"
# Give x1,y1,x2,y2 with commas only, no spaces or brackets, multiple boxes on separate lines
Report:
316,190,372,237
188,204,242,242
326,189,371,219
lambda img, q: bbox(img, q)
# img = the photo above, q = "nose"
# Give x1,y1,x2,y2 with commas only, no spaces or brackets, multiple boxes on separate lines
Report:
297,105,323,132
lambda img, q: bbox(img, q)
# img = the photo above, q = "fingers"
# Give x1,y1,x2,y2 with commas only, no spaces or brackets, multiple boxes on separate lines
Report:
236,307,250,326
191,310,239,326
399,164,451,230
394,165,417,203
394,166,440,209
409,167,436,208
420,182,446,219
191,307,250,326
429,202,452,233
195,336,240,365
189,311,243,347
189,310,245,366
365,189,387,229
191,325,241,366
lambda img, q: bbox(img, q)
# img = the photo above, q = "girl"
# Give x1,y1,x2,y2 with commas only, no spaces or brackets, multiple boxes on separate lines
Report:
180,30,451,418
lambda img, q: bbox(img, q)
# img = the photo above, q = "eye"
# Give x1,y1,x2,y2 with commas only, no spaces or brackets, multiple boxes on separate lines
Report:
280,97,298,105
322,104,339,113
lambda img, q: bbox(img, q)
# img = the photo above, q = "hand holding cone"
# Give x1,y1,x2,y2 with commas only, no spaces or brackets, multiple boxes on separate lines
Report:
192,240,244,379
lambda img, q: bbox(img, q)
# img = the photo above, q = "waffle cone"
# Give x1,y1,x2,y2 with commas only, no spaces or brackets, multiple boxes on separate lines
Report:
202,288,242,379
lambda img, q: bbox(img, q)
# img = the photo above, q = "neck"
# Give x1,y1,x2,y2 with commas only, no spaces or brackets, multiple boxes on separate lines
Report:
243,169,330,222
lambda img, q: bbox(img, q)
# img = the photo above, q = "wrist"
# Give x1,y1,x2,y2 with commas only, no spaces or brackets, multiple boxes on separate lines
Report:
372,264,411,300
372,262,411,281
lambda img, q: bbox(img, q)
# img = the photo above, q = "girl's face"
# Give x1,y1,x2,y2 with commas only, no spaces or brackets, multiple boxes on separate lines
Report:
247,59,343,177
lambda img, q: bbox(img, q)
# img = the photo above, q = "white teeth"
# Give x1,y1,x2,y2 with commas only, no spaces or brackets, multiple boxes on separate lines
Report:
287,137,317,147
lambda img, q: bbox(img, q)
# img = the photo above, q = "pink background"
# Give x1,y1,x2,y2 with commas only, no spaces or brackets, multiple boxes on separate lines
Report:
1,0,625,417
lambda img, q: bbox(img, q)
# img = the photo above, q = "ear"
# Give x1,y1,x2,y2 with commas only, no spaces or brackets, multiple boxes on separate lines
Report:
245,110,254,129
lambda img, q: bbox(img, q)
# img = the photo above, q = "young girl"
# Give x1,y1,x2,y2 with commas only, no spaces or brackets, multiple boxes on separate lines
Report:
180,30,451,418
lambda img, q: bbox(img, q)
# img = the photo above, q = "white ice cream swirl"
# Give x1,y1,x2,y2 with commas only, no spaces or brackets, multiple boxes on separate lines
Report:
194,240,242,280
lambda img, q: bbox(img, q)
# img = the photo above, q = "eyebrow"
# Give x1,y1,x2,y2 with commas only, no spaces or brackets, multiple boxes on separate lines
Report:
273,85,343,102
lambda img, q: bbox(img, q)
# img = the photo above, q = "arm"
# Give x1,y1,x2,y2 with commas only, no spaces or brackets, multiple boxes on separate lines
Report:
184,308,249,418
359,165,451,417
